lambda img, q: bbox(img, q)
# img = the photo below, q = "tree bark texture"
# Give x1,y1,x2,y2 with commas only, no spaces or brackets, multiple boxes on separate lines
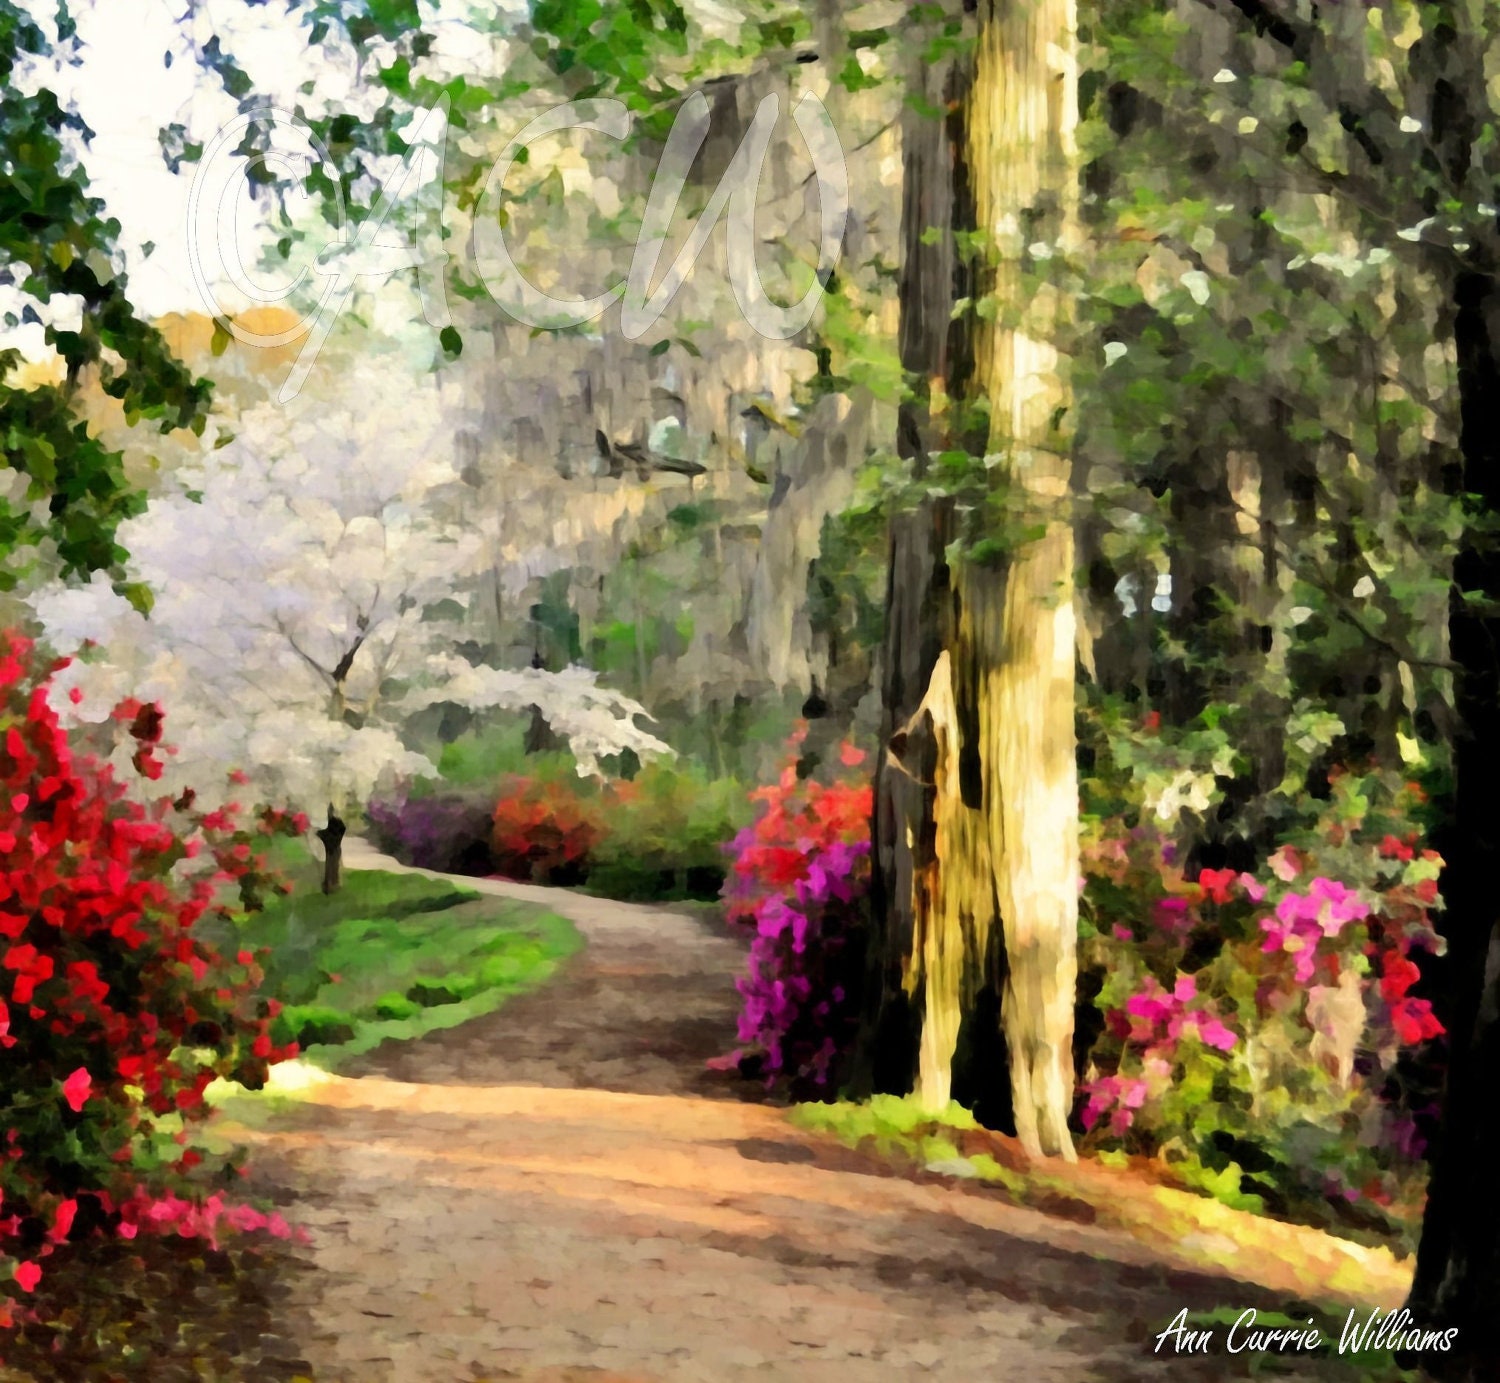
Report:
1406,271,1500,1374
963,0,1082,1159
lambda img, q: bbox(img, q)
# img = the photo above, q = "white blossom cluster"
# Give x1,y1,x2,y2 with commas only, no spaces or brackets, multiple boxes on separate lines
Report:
29,373,669,812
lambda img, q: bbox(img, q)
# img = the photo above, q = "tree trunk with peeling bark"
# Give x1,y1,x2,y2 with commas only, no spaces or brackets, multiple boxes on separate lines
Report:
854,0,1082,1159
852,9,990,1110
964,0,1083,1162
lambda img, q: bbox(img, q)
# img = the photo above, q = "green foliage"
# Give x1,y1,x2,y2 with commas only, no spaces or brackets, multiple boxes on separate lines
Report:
807,499,886,656
801,276,903,404
793,1093,979,1141
435,719,562,787
586,759,750,900
527,0,691,122
1065,0,1462,786
1,3,212,583
790,1098,1040,1204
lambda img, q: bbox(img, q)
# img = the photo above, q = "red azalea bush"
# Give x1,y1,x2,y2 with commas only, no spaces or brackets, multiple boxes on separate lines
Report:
716,731,872,1094
490,774,603,885
0,632,299,1320
1078,766,1444,1238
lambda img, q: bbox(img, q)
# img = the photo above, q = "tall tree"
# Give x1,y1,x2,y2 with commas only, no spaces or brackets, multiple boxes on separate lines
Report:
854,1,992,1116
965,0,1084,1159
855,0,1084,1158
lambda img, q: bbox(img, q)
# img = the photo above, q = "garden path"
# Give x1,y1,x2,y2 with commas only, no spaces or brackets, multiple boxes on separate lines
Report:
229,842,1397,1382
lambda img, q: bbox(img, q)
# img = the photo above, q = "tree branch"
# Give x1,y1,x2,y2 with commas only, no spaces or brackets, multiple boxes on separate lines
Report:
329,614,370,687
274,618,335,689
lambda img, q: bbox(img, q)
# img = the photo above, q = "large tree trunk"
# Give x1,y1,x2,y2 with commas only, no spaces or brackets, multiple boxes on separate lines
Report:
964,0,1082,1159
852,6,1001,1113
1405,270,1500,1375
855,0,1084,1149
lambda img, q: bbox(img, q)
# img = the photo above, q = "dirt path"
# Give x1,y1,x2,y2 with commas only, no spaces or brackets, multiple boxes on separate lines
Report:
230,844,1372,1382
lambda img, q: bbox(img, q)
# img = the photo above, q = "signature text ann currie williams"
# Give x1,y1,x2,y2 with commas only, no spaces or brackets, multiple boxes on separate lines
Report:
1154,1306,1458,1357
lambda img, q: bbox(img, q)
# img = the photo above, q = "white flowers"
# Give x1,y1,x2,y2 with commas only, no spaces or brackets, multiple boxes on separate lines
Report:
1179,270,1211,306
30,372,668,811
1148,768,1217,823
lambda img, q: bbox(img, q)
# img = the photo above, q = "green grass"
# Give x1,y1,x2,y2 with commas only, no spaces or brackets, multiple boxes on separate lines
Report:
791,1096,1030,1198
218,843,580,1070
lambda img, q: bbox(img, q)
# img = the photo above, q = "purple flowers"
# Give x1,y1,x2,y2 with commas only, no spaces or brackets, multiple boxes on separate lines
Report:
366,791,498,875
718,744,873,1092
730,837,871,1087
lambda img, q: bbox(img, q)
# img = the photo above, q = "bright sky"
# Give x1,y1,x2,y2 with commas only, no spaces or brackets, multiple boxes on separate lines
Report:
2,0,502,355
3,0,820,363
71,2,237,320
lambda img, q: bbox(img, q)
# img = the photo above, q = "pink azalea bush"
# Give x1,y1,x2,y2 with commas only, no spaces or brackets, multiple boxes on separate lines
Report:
1079,766,1444,1235
716,730,872,1094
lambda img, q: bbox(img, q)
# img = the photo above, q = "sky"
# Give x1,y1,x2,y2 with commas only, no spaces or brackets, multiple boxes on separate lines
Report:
1,0,838,367
1,0,501,357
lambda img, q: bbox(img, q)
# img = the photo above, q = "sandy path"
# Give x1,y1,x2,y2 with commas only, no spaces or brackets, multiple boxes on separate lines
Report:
231,843,1356,1382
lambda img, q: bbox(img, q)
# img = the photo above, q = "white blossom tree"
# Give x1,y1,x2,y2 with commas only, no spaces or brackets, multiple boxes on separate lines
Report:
30,359,671,826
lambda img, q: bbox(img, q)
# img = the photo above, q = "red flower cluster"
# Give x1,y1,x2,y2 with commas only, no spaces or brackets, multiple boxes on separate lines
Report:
718,731,873,1091
724,747,873,929
0,631,297,1312
490,775,602,884
1380,949,1444,1046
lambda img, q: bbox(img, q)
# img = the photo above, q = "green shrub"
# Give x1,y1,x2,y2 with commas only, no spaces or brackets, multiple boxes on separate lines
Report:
586,761,750,901
434,720,576,790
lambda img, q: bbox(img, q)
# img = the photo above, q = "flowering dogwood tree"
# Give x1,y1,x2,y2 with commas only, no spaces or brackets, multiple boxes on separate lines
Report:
27,370,670,818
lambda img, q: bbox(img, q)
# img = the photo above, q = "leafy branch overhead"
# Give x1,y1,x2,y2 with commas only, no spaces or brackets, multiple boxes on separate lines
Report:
1,2,213,586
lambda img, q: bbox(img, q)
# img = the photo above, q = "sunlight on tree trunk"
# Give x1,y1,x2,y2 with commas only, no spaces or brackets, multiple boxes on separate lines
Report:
899,650,997,1112
967,0,1082,1159
853,10,984,1107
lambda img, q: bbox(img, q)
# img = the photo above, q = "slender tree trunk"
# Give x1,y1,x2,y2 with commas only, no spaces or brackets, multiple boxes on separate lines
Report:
632,561,648,701
316,805,346,896
1406,271,1500,1375
524,652,560,755
964,0,1082,1159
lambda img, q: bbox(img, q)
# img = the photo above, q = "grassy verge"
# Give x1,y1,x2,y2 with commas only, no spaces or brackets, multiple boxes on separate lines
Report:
791,1096,1423,1379
216,843,579,1071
